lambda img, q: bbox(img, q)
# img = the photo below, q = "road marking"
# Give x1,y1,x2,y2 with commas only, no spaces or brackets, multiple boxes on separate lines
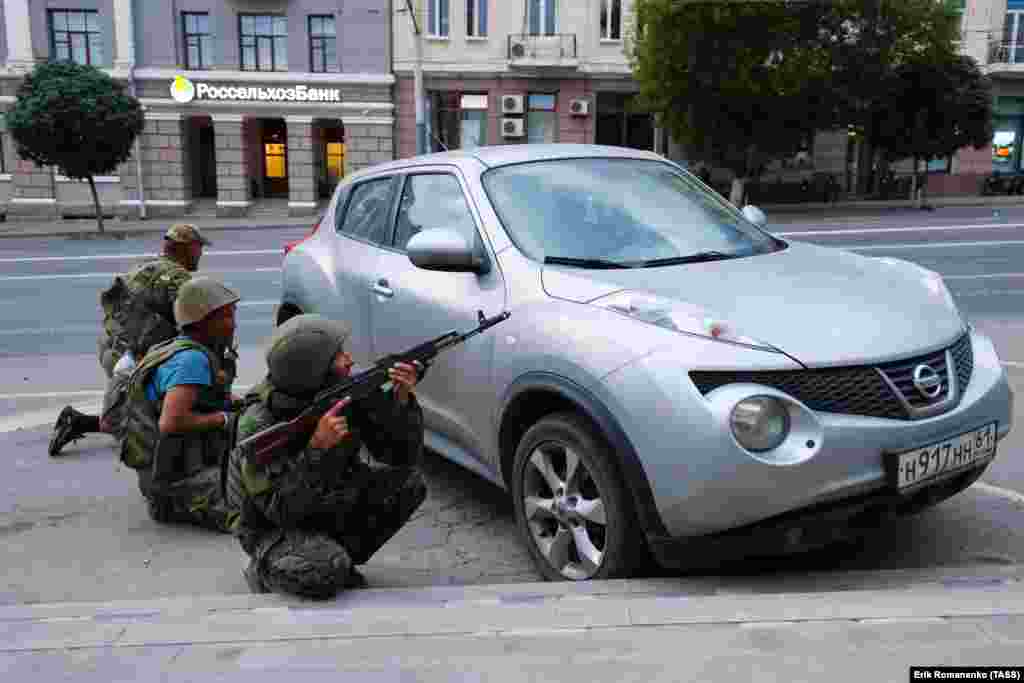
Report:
943,272,1024,280
0,267,280,281
974,481,1024,506
0,249,282,264
777,223,1024,237
837,240,1024,251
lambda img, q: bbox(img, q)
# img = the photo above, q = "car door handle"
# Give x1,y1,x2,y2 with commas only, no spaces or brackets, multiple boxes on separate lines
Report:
371,278,394,298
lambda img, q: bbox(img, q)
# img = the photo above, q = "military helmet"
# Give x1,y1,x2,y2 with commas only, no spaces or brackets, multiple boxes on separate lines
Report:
266,314,352,396
174,276,241,327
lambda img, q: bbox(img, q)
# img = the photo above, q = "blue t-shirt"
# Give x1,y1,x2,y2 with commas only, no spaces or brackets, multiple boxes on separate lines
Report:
145,342,213,403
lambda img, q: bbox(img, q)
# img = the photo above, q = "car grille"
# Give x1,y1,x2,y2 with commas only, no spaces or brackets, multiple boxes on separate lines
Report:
689,332,973,421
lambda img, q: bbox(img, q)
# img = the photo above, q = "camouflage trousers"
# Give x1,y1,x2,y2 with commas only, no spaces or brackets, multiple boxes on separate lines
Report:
249,464,428,600
137,467,238,534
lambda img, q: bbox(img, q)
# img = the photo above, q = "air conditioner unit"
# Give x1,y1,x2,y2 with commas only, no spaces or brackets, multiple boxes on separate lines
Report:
569,98,590,116
509,39,528,59
501,94,525,114
501,117,525,137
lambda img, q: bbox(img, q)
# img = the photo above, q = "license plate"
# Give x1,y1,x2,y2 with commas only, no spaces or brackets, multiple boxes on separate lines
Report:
889,422,998,491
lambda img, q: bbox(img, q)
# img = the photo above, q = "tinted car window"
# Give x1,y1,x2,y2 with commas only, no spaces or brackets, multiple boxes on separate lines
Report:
338,177,395,245
393,173,479,251
480,158,781,264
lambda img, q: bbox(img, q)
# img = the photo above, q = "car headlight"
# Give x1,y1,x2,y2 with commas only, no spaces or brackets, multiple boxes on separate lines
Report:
731,396,790,452
593,291,780,351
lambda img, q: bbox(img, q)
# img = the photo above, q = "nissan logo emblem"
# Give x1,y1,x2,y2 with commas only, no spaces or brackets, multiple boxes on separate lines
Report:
912,364,943,400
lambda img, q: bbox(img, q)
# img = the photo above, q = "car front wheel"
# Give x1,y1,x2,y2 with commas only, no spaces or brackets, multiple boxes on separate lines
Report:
512,412,642,581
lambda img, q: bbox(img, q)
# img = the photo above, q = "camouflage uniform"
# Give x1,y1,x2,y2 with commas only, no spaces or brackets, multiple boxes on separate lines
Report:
225,315,427,599
120,336,240,533
118,277,242,532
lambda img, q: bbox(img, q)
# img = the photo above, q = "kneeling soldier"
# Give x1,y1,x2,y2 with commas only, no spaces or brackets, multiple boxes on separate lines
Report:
226,314,427,598
120,276,242,532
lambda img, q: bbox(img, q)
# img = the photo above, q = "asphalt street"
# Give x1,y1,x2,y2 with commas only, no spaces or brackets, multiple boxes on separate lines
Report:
2,206,1024,604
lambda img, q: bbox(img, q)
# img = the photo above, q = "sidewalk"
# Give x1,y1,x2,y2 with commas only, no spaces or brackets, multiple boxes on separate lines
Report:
3,565,1023,681
760,193,1024,216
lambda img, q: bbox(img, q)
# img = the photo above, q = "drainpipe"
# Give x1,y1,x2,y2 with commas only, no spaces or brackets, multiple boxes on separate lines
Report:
405,0,426,155
126,0,147,219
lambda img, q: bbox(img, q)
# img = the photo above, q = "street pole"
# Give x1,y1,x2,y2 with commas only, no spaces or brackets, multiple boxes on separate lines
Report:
405,0,427,155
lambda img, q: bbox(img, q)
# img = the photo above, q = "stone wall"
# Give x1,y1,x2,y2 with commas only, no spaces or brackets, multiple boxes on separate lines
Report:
344,123,393,175
118,116,193,218
286,118,316,216
213,116,251,217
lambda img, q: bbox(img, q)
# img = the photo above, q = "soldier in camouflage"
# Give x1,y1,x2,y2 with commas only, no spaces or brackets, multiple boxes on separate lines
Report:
225,314,427,598
49,224,238,456
119,276,242,532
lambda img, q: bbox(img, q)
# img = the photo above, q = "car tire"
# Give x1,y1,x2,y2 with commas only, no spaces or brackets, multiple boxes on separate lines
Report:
511,411,644,582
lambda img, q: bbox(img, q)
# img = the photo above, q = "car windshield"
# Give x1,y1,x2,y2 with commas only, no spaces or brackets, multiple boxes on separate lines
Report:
480,157,783,266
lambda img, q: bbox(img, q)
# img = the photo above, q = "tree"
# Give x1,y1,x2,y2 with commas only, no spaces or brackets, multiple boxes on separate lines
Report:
816,0,963,194
630,0,835,205
4,61,145,233
869,53,993,207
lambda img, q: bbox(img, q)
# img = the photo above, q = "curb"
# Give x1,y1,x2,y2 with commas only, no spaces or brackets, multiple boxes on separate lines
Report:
759,195,1024,215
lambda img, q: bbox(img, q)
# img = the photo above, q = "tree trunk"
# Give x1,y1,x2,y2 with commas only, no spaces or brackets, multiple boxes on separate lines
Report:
87,175,105,234
729,176,746,206
911,157,921,208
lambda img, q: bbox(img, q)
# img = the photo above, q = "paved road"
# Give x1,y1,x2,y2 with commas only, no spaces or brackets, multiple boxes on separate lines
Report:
2,206,1024,604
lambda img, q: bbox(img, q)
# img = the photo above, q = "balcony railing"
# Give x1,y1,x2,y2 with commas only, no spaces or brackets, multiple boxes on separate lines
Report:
506,33,578,65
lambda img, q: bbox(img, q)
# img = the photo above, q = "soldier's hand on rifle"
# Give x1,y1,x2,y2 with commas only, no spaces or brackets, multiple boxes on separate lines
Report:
309,398,352,451
389,361,422,407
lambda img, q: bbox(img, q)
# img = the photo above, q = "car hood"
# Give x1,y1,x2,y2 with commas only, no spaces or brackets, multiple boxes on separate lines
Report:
540,241,966,367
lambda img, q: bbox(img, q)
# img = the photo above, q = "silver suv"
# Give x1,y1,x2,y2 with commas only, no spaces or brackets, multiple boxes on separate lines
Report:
279,144,1013,581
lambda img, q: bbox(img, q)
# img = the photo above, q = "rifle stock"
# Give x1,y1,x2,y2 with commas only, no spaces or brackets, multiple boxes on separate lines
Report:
238,309,510,466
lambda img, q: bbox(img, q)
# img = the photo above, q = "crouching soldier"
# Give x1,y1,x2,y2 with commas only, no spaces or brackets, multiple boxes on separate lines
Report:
225,314,427,598
120,276,242,532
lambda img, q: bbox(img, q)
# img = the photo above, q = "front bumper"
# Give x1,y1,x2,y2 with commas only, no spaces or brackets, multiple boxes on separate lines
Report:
646,460,988,571
598,327,1013,546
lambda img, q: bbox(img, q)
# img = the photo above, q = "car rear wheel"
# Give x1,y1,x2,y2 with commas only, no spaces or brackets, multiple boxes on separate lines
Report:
512,412,642,581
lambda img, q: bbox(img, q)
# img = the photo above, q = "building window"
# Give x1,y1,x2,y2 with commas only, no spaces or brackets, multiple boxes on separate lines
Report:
1003,11,1024,63
265,142,286,179
49,10,103,65
326,142,345,180
183,12,213,69
240,14,288,71
430,92,488,151
309,15,337,72
526,93,557,144
467,0,487,37
600,0,621,40
528,0,557,36
428,0,450,38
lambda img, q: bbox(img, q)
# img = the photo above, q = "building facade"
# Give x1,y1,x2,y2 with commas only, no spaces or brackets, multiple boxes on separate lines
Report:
392,0,667,159
0,0,395,219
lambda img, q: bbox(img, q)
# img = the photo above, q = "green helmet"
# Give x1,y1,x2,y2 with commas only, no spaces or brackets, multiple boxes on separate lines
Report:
266,314,352,395
174,276,241,327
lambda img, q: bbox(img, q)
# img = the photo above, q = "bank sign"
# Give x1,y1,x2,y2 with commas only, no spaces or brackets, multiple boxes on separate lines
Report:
169,76,341,104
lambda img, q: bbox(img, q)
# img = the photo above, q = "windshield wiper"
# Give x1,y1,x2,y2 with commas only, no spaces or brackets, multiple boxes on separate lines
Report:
543,256,635,269
637,250,739,267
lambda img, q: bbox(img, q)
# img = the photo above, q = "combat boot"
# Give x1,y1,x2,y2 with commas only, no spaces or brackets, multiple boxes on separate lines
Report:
48,406,90,457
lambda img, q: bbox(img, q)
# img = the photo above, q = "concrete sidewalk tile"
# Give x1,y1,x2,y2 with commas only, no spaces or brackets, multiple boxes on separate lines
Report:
0,618,126,652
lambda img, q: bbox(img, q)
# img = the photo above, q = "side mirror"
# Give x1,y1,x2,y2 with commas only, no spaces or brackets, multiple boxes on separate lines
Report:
406,228,490,274
742,204,768,229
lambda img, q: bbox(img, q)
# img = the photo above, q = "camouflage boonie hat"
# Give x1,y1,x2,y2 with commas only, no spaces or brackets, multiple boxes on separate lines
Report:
165,223,211,246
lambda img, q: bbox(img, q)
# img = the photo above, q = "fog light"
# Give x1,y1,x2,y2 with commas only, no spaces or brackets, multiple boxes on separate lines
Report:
731,396,790,452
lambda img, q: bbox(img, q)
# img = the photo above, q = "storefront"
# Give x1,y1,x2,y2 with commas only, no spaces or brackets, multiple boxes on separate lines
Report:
0,71,394,219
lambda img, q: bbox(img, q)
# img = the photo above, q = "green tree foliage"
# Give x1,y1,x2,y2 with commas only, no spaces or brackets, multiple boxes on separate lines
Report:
631,0,835,204
805,0,964,192
4,61,145,233
871,52,993,204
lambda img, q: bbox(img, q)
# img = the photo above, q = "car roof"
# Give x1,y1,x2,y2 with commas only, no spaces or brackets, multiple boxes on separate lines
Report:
346,144,672,180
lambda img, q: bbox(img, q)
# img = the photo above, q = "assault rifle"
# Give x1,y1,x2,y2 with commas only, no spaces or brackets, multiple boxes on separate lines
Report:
237,309,510,466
